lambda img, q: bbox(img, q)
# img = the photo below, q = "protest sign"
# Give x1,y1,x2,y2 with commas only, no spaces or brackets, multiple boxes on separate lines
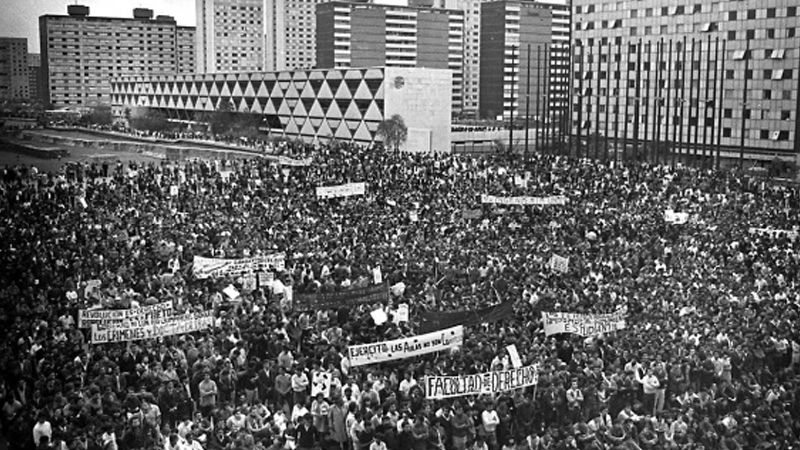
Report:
372,266,383,284
169,185,179,197
506,344,523,369
664,210,690,225
419,302,513,333
481,195,567,206
393,303,409,324
316,182,366,199
295,282,389,310
424,364,538,399
347,326,463,367
542,312,626,337
78,301,174,329
748,227,798,241
311,371,332,398
548,254,569,273
370,308,388,325
192,253,286,279
276,156,313,167
223,285,241,301
90,311,214,344
241,273,257,292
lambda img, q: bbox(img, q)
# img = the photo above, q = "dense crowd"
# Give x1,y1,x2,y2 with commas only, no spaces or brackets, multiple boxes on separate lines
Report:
1,143,799,450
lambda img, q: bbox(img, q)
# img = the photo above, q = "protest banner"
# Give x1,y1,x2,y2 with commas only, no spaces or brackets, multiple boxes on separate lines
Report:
276,156,313,167
480,195,567,206
294,282,389,310
664,210,690,225
419,302,513,333
90,311,214,344
78,300,174,329
311,371,332,398
548,254,569,273
748,227,799,241
192,253,286,279
542,312,626,337
506,344,523,369
347,326,464,367
316,182,366,199
424,364,538,399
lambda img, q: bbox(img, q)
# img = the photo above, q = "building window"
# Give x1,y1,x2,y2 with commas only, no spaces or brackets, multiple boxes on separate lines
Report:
789,6,797,17
781,110,792,120
763,90,772,100
630,27,637,36
770,49,785,59
760,129,770,139
747,9,756,19
746,29,755,40
724,109,732,118
766,8,776,18
723,128,732,138
728,11,737,20
727,31,736,40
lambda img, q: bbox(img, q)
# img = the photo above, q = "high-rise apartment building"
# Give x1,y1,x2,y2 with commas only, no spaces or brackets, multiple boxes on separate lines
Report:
177,27,197,74
39,6,196,107
571,0,800,155
479,1,552,120
28,53,44,103
196,0,265,73
0,38,30,100
266,0,323,71
316,1,465,113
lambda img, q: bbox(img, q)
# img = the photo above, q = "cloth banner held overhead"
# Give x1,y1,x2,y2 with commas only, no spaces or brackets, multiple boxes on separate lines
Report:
347,326,464,367
481,194,567,206
424,364,538,399
192,253,286,279
548,254,569,273
419,302,513,333
276,156,313,167
78,301,174,329
294,282,389,310
664,210,690,225
749,227,798,241
542,312,626,337
90,311,214,344
316,182,366,199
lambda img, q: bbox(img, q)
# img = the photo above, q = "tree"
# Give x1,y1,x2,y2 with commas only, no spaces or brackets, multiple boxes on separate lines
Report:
80,105,114,126
129,107,174,132
376,114,408,151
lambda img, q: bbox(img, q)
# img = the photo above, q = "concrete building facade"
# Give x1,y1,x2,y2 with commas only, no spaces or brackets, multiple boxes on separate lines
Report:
266,0,324,71
111,66,452,152
316,1,464,113
0,38,30,100
27,53,44,103
571,0,800,155
39,6,196,107
479,1,552,120
196,0,264,73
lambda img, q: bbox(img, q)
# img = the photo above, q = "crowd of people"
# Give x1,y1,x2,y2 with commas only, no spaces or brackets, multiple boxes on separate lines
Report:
1,142,799,450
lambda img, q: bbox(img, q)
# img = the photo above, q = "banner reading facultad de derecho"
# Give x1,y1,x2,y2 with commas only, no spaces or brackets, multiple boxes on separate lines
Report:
542,312,626,337
316,182,366,199
78,301,174,329
91,311,214,344
294,282,389,310
347,326,463,367
192,253,286,279
424,365,538,399
481,194,567,206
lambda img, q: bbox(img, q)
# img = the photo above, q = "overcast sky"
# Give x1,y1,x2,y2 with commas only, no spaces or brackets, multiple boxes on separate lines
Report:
2,0,196,53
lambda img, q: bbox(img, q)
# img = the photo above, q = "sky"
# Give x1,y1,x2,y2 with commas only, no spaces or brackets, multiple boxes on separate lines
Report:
1,0,196,53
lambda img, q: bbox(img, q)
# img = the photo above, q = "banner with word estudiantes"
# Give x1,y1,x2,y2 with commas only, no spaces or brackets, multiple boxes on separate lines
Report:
481,194,567,206
749,227,798,241
424,365,538,399
347,326,464,367
90,311,214,344
192,253,286,279
542,312,626,337
78,301,174,329
316,182,366,199
294,282,389,310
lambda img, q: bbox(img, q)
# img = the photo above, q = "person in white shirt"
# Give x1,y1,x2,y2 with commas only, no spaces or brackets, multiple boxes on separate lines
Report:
640,369,661,416
32,413,52,447
480,405,499,449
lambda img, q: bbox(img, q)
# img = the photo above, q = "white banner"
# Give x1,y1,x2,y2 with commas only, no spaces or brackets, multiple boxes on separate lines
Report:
548,254,569,273
749,227,798,241
276,156,313,167
347,326,463,367
192,253,286,279
424,365,538,399
90,311,214,344
506,344,523,369
542,312,626,337
664,210,690,224
311,371,332,398
481,194,567,206
316,182,366,199
78,301,174,329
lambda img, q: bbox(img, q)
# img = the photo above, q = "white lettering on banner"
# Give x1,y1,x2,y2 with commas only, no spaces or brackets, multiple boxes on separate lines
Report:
748,227,798,241
424,365,538,399
276,156,313,167
90,311,214,344
480,194,567,206
548,254,569,273
664,210,690,225
347,326,463,367
78,301,174,329
316,182,367,199
542,312,626,337
192,254,286,279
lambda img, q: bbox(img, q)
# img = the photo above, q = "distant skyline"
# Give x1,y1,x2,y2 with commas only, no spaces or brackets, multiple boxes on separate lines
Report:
2,0,196,53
